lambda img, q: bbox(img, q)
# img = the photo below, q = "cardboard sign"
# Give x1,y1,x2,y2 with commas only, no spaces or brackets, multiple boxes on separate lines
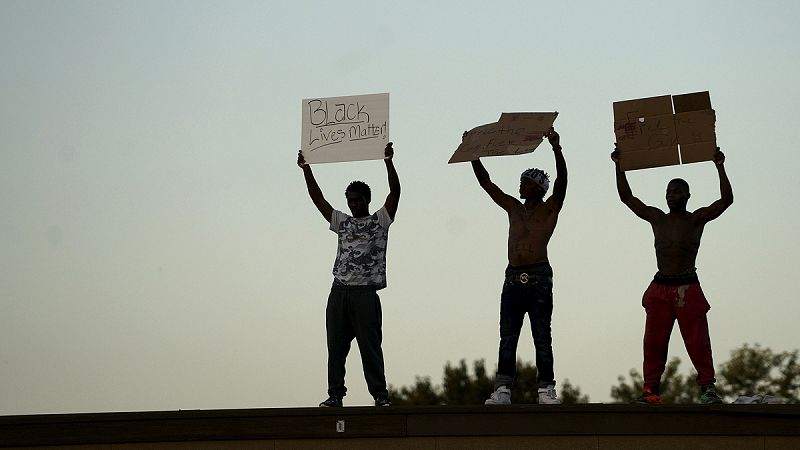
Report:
613,91,715,171
674,92,716,165
301,93,389,164
448,112,558,163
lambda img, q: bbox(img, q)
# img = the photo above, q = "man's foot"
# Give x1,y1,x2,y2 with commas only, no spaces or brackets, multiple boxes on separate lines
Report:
700,385,723,404
538,385,561,404
485,386,511,405
634,386,662,405
374,396,392,407
319,395,343,407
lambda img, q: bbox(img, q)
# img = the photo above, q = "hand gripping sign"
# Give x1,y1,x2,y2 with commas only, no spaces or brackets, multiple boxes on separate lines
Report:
300,93,389,164
613,91,716,171
448,112,558,163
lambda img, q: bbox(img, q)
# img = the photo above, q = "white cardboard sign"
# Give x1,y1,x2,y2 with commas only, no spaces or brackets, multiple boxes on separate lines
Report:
300,93,389,164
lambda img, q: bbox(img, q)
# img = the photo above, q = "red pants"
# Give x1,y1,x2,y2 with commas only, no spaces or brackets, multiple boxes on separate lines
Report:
642,282,716,388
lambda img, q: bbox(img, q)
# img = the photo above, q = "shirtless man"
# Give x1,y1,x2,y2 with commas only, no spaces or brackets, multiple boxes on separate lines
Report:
611,146,733,404
472,128,567,405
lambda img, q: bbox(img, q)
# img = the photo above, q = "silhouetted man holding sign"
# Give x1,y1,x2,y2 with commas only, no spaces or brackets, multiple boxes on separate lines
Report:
471,128,567,405
297,143,400,407
611,146,733,404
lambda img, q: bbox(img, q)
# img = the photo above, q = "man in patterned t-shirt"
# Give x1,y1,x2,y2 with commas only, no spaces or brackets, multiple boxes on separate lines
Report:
297,143,400,407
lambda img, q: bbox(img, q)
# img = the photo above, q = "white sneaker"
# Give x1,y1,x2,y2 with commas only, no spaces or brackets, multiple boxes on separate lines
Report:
538,385,561,404
485,386,511,405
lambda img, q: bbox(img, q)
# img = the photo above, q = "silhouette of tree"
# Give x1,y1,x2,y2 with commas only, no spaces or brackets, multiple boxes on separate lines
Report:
389,358,589,405
389,376,443,405
441,359,494,405
611,344,799,403
391,344,798,405
717,344,799,402
560,378,590,404
610,357,697,403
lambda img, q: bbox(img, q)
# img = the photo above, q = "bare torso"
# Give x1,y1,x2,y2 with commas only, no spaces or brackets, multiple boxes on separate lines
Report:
651,211,705,275
507,199,559,266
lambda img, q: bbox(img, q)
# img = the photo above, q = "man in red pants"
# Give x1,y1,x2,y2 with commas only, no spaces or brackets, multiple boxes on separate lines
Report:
611,147,733,404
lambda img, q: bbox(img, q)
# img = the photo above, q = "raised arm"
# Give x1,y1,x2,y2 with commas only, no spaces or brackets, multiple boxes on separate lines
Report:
611,146,662,223
694,148,734,223
297,151,333,222
383,142,401,220
546,128,567,210
471,158,517,211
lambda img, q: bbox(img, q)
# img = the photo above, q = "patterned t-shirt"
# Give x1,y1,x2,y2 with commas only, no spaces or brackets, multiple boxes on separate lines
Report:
329,207,393,289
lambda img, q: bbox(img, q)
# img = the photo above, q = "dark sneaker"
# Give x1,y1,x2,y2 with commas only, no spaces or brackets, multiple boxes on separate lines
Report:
700,385,723,404
319,396,343,407
374,396,392,407
634,386,663,405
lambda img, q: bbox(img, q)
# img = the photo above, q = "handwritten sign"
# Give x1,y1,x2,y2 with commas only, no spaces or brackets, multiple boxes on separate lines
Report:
448,112,558,164
613,91,715,171
300,93,389,164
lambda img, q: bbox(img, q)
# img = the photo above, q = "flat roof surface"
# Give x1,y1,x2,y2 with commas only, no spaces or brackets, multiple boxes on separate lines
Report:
2,404,799,448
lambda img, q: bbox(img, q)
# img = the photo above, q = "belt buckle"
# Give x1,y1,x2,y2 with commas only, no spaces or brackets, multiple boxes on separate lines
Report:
519,273,529,284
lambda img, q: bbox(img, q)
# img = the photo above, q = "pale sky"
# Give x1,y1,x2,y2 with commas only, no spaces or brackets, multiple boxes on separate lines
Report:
2,0,799,414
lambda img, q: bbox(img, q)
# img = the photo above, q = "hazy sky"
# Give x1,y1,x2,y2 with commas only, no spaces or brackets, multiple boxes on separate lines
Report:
2,0,799,414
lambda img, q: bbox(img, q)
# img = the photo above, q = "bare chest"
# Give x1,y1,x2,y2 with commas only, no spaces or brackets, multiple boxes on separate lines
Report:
653,215,704,248
509,205,557,238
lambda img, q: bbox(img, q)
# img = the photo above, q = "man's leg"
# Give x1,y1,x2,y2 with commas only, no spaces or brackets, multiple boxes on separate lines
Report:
326,287,354,399
529,281,555,386
676,284,716,386
642,283,676,389
495,282,525,389
350,287,388,399
529,280,560,404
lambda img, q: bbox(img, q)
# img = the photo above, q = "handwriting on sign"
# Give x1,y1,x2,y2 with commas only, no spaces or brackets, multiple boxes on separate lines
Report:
612,92,715,170
615,117,675,149
463,131,544,156
448,112,555,164
300,93,389,164
305,99,387,152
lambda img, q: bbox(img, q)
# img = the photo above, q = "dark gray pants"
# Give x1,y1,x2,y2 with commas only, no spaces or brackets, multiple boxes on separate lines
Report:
326,283,387,399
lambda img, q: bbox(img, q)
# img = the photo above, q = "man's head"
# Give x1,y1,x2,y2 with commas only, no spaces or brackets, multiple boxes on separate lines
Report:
520,168,549,200
666,178,690,211
345,180,371,217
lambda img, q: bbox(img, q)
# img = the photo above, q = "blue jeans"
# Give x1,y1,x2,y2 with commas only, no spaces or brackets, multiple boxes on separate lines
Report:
494,264,556,389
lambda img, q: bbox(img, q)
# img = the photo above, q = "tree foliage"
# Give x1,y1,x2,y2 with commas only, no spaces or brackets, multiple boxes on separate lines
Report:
716,344,799,402
610,344,800,403
610,357,698,403
440,359,494,405
389,344,797,406
389,359,588,405
560,378,591,404
389,376,443,406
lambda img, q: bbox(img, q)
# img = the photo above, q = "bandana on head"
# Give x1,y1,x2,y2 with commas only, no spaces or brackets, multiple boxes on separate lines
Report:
521,168,550,193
